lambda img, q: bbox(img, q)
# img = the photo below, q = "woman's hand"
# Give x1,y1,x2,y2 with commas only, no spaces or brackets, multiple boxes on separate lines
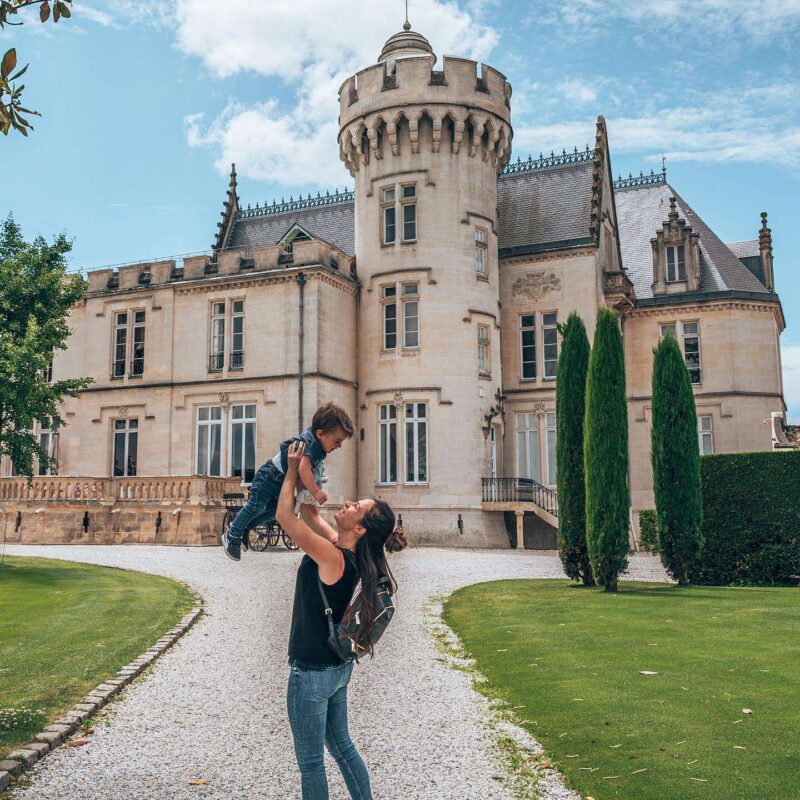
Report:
286,440,305,472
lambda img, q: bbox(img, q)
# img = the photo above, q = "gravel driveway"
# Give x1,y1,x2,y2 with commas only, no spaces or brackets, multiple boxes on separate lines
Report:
5,544,668,799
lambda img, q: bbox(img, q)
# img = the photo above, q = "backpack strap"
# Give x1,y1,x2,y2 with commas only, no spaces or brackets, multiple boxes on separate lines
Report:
317,548,358,633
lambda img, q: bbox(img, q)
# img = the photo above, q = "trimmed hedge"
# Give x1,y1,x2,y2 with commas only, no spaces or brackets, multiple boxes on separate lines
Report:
689,451,800,586
638,510,659,554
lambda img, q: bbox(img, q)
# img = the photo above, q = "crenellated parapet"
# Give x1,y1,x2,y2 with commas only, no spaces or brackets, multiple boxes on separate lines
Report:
338,54,512,176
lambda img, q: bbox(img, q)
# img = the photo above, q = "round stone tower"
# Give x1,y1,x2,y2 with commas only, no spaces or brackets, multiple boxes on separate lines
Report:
338,23,513,546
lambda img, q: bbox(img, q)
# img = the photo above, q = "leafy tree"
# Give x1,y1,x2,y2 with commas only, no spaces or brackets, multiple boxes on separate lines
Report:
556,312,594,585
584,307,630,592
651,334,703,584
1,1,73,136
0,214,92,477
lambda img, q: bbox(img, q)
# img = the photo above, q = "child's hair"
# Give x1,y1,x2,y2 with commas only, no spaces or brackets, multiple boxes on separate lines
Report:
312,402,355,438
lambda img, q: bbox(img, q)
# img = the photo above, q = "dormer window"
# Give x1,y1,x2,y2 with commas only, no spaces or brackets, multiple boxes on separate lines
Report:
666,245,686,282
651,197,701,295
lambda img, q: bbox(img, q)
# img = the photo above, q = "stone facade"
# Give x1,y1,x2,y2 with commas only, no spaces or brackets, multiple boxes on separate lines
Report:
1,24,791,548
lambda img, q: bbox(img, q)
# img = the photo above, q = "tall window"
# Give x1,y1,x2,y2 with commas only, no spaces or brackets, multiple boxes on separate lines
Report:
521,315,536,379
475,227,487,276
196,406,223,476
545,412,557,486
477,324,490,375
666,245,687,282
210,302,226,372
682,322,702,384
660,321,702,384
131,311,145,377
405,403,428,484
113,418,138,477
402,282,419,349
382,285,397,350
231,300,245,370
229,403,256,483
112,312,128,378
515,412,539,482
378,404,398,485
698,415,714,455
401,185,417,241
543,312,559,379
37,420,54,476
382,187,396,244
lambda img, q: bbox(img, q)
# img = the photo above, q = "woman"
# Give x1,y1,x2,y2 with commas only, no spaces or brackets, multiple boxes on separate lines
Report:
277,440,406,800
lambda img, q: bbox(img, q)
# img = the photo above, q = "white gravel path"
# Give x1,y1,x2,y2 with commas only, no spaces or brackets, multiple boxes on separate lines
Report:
5,544,668,800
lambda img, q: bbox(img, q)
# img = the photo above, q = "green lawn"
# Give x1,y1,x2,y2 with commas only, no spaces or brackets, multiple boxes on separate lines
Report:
444,580,800,800
0,556,193,757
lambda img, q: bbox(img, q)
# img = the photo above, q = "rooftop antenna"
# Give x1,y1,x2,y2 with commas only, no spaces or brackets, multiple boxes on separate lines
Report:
404,0,411,30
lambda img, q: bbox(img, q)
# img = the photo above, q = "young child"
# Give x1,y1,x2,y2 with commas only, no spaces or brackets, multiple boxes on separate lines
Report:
221,402,355,561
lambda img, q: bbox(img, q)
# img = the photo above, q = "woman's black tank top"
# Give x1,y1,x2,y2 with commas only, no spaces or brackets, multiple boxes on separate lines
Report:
288,549,359,667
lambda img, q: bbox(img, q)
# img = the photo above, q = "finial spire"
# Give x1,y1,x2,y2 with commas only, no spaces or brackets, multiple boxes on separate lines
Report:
661,152,666,176
403,0,411,30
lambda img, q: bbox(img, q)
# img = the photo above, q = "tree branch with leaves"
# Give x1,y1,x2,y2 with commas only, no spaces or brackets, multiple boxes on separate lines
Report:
1,0,72,136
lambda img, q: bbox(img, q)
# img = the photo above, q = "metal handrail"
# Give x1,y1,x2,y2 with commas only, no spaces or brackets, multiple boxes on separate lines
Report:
481,477,559,517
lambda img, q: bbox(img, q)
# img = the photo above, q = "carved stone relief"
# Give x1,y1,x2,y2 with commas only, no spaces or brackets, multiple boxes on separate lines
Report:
511,271,562,303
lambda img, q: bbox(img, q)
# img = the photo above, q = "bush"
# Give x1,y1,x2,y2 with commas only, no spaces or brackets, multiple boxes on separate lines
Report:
690,451,800,585
638,510,659,553
556,313,594,585
651,335,703,583
584,307,630,592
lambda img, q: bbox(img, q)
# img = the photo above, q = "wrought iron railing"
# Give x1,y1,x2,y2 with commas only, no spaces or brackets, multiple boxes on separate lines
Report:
230,351,244,370
502,146,594,175
209,353,224,372
613,169,667,191
237,188,355,220
482,477,558,518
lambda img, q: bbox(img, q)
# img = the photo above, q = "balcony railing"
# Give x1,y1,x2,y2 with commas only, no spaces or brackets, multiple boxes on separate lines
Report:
209,353,224,372
230,351,244,370
482,477,559,518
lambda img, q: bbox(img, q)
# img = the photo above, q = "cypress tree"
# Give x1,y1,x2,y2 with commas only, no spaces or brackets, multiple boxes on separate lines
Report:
651,334,703,584
584,307,630,592
556,313,594,585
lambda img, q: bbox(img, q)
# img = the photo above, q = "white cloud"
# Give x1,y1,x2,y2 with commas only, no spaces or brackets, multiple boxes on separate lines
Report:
175,0,498,186
513,83,800,171
558,80,597,106
783,342,800,424
185,101,350,187
77,5,115,27
536,0,800,43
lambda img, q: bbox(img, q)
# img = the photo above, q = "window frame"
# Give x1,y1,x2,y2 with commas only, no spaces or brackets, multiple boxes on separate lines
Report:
666,244,687,282
378,403,398,485
515,412,540,483
475,227,488,277
545,411,557,487
381,285,398,351
112,418,138,477
130,310,146,377
209,301,226,372
404,402,428,485
477,323,490,376
228,402,257,484
542,311,559,380
402,282,420,349
381,186,397,245
520,314,537,380
112,311,129,379
230,298,245,370
698,414,714,455
195,406,224,477
401,183,417,242
660,320,702,385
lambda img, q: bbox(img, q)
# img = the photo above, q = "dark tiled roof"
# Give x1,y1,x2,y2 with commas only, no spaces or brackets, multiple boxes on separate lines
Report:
497,162,594,252
228,201,355,256
615,183,769,299
727,240,759,258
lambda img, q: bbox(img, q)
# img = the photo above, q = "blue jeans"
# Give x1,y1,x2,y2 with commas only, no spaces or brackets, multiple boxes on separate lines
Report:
287,660,373,800
227,462,281,542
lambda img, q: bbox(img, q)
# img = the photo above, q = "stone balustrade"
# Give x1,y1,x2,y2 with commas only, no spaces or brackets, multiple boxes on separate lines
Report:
0,476,241,506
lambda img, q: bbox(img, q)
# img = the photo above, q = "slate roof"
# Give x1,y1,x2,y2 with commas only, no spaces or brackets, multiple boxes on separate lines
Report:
228,201,355,256
496,162,594,252
727,240,759,258
615,183,770,300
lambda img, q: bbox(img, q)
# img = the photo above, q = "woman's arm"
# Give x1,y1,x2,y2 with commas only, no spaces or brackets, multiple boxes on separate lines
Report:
276,441,344,584
299,505,339,544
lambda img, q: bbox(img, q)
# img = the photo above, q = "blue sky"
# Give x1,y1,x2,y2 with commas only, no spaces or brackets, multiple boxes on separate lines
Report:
2,0,798,419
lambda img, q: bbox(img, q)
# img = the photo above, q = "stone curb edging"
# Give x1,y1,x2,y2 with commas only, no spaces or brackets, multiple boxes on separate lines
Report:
0,582,204,795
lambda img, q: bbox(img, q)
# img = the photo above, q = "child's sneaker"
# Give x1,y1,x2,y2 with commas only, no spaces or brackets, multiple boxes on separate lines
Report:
221,529,241,561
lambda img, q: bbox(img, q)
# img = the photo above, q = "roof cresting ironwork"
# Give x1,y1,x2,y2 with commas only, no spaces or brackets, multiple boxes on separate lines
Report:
237,188,356,220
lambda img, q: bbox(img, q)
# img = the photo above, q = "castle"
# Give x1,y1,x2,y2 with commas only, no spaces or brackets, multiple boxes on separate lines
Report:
1,23,791,548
